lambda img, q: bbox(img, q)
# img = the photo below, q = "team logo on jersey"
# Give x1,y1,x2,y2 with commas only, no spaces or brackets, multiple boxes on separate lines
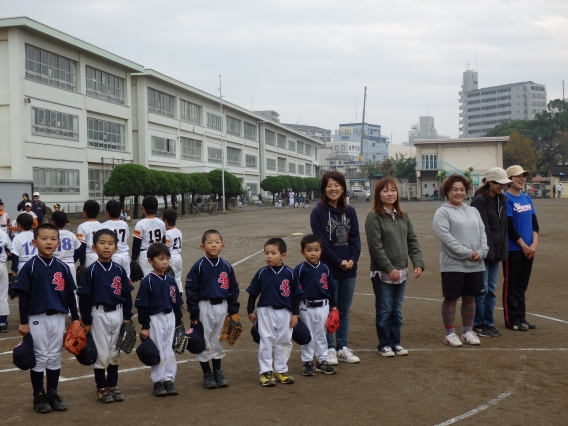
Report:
170,286,177,303
280,279,290,297
320,273,328,289
111,277,122,295
52,272,65,291
218,272,230,289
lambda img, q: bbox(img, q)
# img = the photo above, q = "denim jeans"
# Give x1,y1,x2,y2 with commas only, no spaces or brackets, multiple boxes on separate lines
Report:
474,260,500,327
327,276,357,349
371,276,406,349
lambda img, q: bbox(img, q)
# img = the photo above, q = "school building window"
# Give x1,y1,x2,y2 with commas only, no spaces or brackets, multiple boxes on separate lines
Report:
298,164,305,175
180,100,201,125
88,168,110,198
297,141,304,154
148,88,174,118
208,146,222,164
277,157,286,172
277,134,286,148
88,118,125,151
86,66,125,105
33,167,80,194
207,112,223,132
245,154,257,169
266,158,276,171
151,136,176,158
244,122,256,141
227,116,241,136
265,130,275,146
305,163,312,175
227,147,241,166
289,162,296,173
32,107,79,140
181,138,202,161
288,139,296,152
25,45,77,92
304,144,312,156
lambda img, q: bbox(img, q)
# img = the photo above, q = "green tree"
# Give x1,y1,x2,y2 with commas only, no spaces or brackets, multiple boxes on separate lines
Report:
103,164,157,218
463,166,475,184
260,176,286,204
503,131,540,174
380,158,396,177
360,160,380,180
303,177,321,200
435,170,448,183
152,170,179,210
173,173,195,215
485,119,536,139
188,173,212,213
288,176,306,193
553,130,568,165
392,154,417,183
207,169,242,208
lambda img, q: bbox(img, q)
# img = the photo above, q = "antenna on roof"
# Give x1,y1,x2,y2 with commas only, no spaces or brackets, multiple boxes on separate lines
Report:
466,61,470,70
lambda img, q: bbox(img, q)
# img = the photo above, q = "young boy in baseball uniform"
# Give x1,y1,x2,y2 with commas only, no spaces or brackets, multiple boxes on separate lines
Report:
247,238,303,386
0,227,12,332
77,200,103,268
294,234,338,376
51,211,81,286
11,213,36,275
102,200,131,277
132,196,166,278
135,243,183,397
12,224,80,413
163,209,183,293
186,230,240,389
77,229,134,403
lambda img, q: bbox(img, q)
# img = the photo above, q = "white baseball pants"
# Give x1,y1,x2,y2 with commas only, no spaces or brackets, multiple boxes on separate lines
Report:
196,300,227,362
85,252,98,268
299,302,330,363
169,254,183,293
0,263,9,316
29,313,66,372
257,307,293,374
140,254,154,278
112,253,131,277
149,311,177,383
91,306,123,369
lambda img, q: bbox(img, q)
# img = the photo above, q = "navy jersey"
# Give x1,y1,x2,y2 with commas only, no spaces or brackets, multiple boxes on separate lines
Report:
294,261,336,300
77,261,134,305
247,264,303,311
186,257,239,301
135,273,183,315
13,256,77,315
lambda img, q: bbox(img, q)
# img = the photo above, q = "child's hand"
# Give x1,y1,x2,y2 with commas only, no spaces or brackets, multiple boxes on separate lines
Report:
140,329,150,340
18,324,30,336
290,315,298,328
83,325,91,334
248,313,256,322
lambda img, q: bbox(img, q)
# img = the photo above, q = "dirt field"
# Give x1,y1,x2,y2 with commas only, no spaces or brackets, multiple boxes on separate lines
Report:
1,199,567,425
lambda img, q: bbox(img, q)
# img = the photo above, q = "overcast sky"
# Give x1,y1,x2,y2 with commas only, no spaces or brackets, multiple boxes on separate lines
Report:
3,0,568,144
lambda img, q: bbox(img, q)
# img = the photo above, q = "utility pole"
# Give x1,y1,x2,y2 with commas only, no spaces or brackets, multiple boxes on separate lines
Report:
358,86,367,162
219,75,226,213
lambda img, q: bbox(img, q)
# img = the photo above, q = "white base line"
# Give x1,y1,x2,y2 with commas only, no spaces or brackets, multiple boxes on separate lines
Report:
434,390,512,426
354,293,568,324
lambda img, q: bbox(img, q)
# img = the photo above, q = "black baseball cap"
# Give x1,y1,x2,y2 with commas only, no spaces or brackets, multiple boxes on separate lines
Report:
76,333,98,366
13,333,36,370
136,337,160,366
292,318,312,345
186,321,206,354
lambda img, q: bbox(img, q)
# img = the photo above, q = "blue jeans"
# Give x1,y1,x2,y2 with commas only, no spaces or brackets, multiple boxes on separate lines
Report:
371,277,406,349
474,260,500,327
327,276,357,349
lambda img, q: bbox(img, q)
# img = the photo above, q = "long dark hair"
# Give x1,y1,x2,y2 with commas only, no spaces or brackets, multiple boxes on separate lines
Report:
371,177,404,218
320,171,348,214
474,178,490,197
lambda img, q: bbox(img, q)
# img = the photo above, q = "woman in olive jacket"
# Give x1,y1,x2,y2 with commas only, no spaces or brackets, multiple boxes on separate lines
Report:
365,177,424,357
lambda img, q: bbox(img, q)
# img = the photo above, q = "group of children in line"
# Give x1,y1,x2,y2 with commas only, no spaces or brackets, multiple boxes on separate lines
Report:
2,194,340,414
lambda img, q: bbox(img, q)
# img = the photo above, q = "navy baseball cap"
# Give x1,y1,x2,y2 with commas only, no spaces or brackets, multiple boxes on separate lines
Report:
292,318,312,345
76,333,98,366
13,334,36,370
186,322,206,354
251,321,260,345
136,337,160,366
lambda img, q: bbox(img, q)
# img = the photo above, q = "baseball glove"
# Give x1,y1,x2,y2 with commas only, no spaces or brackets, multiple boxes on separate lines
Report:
326,309,340,334
76,265,86,287
172,324,187,354
63,322,87,356
220,313,242,346
130,261,144,282
8,275,18,299
116,321,136,354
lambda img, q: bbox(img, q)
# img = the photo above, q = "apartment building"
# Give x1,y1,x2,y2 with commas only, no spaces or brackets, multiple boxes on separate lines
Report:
281,123,332,144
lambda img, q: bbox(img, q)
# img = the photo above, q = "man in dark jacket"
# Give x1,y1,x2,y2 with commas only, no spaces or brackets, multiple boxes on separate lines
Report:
31,192,46,224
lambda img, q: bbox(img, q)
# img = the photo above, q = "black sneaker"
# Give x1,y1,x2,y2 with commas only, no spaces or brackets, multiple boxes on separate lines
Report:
164,381,178,395
490,326,501,336
97,387,114,403
316,361,337,375
511,323,528,331
33,391,53,413
521,319,536,329
152,382,168,397
47,390,67,411
109,387,124,402
0,323,7,333
203,372,218,389
303,362,315,376
214,370,228,387
474,325,493,337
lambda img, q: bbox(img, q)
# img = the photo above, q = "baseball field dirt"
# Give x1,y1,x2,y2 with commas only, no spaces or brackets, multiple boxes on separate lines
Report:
1,198,566,425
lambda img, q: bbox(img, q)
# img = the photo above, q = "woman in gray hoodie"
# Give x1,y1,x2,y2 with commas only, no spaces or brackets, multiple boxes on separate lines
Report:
433,175,489,347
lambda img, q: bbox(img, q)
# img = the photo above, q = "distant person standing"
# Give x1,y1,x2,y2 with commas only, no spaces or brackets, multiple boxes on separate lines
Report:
31,192,46,224
439,187,445,202
433,188,439,201
17,193,30,212
552,185,556,199
558,183,563,199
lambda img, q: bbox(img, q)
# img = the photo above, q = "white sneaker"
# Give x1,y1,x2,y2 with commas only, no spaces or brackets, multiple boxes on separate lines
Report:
462,331,481,345
445,333,463,347
327,348,339,365
393,345,408,356
337,346,360,363
379,346,395,357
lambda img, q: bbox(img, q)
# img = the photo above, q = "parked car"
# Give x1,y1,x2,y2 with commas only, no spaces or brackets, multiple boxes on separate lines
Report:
353,190,365,199
347,190,357,200
366,191,371,202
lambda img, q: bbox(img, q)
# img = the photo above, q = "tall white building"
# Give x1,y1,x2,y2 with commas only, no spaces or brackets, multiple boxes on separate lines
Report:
0,17,322,204
459,70,547,138
407,116,449,146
